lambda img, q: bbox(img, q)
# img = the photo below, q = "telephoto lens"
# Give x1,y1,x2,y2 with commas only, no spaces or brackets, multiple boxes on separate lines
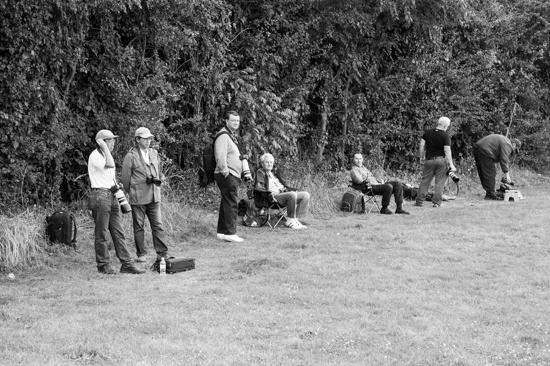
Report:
114,189,132,214
241,159,252,181
448,171,460,183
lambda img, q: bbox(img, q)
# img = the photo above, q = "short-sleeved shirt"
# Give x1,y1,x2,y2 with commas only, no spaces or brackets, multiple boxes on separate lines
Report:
423,129,451,159
88,149,116,189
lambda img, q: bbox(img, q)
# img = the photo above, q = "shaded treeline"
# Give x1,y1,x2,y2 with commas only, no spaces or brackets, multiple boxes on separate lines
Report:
1,0,549,205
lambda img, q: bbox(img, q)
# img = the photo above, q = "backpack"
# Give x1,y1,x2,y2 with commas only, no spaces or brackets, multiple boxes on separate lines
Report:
402,183,419,200
199,131,230,187
242,199,268,227
341,191,364,213
46,210,77,250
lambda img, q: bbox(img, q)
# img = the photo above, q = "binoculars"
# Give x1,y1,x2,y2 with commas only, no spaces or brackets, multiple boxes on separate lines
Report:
146,176,162,186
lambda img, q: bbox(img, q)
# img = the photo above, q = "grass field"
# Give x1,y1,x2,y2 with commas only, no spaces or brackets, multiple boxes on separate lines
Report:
1,180,550,365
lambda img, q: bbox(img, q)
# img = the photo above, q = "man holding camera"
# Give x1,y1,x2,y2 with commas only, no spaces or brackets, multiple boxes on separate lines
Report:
88,130,145,275
473,134,521,200
214,110,252,243
416,116,457,208
121,127,169,262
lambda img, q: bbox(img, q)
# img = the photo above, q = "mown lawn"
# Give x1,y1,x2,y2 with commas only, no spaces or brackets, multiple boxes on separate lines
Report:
1,185,549,366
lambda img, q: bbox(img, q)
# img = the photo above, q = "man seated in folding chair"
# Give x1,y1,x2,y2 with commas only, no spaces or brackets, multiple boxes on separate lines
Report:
254,153,310,229
350,153,410,215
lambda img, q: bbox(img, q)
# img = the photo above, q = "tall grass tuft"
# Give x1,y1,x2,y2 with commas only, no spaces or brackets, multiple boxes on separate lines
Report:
0,211,44,272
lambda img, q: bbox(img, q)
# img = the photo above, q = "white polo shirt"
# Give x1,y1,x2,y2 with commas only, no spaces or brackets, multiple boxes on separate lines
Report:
88,149,116,189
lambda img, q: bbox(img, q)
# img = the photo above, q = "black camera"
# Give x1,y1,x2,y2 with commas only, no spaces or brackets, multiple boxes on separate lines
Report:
501,177,515,186
146,176,162,186
447,169,460,183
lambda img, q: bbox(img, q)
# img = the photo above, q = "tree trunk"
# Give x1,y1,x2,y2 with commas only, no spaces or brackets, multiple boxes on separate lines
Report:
315,108,328,164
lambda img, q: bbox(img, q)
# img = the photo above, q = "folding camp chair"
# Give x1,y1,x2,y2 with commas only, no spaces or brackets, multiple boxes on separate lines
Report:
253,190,288,228
349,181,381,213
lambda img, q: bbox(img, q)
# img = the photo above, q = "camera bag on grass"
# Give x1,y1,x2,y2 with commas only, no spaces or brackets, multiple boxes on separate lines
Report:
402,183,419,200
242,199,269,227
45,210,77,251
151,257,195,274
341,191,364,213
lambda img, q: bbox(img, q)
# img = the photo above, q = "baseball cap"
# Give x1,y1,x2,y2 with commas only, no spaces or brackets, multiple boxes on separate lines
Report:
135,127,154,138
511,138,521,153
96,130,118,140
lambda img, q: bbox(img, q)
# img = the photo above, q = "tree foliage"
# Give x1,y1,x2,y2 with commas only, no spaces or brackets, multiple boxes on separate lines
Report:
1,0,549,205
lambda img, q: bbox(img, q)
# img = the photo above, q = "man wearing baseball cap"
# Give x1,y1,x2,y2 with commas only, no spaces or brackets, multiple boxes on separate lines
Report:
88,129,145,274
473,134,522,200
121,127,170,263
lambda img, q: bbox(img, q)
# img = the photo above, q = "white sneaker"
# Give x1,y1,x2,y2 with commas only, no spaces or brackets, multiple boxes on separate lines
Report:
216,233,225,240
296,221,307,229
224,234,244,242
285,221,303,230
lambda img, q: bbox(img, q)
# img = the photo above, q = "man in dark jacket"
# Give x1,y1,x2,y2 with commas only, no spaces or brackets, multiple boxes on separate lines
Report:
255,153,310,229
473,134,521,200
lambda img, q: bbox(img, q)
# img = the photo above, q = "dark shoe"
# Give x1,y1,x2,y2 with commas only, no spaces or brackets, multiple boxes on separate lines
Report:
380,207,393,215
395,208,410,215
120,264,145,274
98,264,116,275
484,193,503,201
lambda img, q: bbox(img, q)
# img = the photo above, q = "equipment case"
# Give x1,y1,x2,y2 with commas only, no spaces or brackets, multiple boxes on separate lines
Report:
152,257,195,274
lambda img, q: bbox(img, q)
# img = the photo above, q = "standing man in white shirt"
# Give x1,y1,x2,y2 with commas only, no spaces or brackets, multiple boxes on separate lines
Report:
88,129,145,275
121,127,170,263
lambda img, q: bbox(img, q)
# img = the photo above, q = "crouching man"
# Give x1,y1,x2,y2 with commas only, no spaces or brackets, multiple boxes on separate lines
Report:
473,134,521,200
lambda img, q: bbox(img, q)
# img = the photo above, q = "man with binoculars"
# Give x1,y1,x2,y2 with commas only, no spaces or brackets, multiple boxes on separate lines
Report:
122,127,170,263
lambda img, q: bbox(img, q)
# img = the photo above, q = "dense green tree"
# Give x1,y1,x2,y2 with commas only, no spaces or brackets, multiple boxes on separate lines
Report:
1,0,549,206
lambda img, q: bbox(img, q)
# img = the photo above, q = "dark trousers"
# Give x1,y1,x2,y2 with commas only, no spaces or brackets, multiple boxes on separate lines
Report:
214,173,240,235
369,181,404,207
90,190,132,268
416,157,448,205
131,201,169,257
473,145,496,193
